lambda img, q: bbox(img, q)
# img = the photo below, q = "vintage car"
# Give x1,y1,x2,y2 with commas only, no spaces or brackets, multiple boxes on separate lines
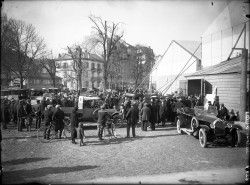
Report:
176,106,244,148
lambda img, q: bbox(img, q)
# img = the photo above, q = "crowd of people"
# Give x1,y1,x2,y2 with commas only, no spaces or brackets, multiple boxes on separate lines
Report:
1,88,240,146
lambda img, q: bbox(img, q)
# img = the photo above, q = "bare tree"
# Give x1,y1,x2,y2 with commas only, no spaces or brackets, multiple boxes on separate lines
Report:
39,55,58,87
67,45,85,91
1,16,46,88
89,15,123,91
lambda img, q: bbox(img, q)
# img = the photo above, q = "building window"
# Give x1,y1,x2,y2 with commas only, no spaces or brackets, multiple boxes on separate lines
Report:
86,62,89,69
91,63,95,69
63,63,68,69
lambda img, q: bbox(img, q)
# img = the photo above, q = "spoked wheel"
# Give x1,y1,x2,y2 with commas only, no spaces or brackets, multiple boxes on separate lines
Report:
37,124,56,143
199,128,207,148
113,115,126,128
176,119,182,134
191,117,199,132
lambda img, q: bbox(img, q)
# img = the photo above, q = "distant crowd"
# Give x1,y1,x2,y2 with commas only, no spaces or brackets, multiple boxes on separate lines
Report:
1,88,239,144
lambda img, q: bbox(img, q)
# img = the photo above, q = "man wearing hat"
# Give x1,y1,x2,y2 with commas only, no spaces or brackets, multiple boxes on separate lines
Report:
70,106,79,144
52,104,65,139
140,102,151,131
17,100,26,131
44,104,53,140
126,101,139,137
97,104,109,140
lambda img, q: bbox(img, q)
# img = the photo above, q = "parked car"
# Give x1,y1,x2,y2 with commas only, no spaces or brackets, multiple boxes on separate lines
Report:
176,106,244,148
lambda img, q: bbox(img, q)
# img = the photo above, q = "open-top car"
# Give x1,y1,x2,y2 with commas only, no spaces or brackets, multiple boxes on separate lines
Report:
176,106,244,148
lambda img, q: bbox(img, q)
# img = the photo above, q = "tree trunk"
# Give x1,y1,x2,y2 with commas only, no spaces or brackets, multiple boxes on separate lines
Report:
52,76,56,87
78,73,82,91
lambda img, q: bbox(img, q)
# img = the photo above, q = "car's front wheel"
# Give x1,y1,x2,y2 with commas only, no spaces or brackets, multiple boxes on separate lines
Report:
199,128,207,148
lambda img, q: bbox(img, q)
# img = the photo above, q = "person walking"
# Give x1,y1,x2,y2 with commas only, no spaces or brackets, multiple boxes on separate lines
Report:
97,104,109,140
52,105,65,139
125,101,139,137
43,105,53,140
140,103,151,131
70,106,79,144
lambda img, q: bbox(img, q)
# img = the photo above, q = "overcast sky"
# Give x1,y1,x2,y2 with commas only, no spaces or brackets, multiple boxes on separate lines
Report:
2,0,228,57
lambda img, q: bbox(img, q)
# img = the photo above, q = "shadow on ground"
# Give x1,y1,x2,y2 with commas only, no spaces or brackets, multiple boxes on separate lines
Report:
85,133,181,146
2,165,99,183
2,157,50,166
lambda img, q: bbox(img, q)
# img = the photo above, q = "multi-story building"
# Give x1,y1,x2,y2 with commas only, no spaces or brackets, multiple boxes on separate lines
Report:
56,52,104,91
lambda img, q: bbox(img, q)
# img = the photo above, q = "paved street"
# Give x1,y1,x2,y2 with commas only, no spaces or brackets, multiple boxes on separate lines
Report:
1,123,247,184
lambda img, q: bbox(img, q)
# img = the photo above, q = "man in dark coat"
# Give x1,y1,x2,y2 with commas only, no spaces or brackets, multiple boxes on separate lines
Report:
126,101,139,137
52,104,65,139
17,100,26,131
10,98,17,126
70,106,79,144
218,103,229,120
25,99,34,131
97,104,109,140
43,105,53,139
1,99,10,129
150,99,157,131
140,103,151,131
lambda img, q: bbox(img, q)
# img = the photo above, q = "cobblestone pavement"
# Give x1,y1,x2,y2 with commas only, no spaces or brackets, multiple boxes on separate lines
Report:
1,122,247,184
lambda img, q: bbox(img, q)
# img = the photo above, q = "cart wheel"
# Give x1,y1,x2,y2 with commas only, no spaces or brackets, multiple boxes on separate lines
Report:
176,118,182,134
231,129,242,147
199,128,207,148
191,117,199,132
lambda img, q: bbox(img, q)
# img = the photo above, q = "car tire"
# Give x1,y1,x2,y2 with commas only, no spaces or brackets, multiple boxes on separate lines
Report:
231,129,242,147
199,128,207,148
176,118,182,134
191,117,199,132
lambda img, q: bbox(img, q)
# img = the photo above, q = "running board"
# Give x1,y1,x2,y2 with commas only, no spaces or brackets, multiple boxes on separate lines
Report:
180,128,194,135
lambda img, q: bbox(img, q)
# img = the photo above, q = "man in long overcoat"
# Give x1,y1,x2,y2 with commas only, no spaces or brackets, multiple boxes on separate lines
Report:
140,103,151,131
1,99,10,129
43,105,53,139
97,104,109,140
70,106,79,144
52,105,65,139
126,102,139,137
17,100,26,131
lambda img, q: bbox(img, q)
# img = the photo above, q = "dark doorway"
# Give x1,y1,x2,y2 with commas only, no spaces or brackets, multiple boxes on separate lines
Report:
204,80,212,94
187,79,201,96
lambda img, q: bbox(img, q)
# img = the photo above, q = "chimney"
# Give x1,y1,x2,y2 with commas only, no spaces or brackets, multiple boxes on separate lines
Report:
196,59,202,71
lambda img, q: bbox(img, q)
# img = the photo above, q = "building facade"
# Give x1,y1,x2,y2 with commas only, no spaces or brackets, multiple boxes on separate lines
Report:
56,52,104,91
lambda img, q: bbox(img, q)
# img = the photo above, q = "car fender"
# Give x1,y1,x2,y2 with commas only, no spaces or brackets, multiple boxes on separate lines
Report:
230,124,243,131
198,125,210,132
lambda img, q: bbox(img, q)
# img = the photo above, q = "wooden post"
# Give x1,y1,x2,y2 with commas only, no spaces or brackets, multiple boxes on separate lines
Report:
245,112,250,183
240,49,248,121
